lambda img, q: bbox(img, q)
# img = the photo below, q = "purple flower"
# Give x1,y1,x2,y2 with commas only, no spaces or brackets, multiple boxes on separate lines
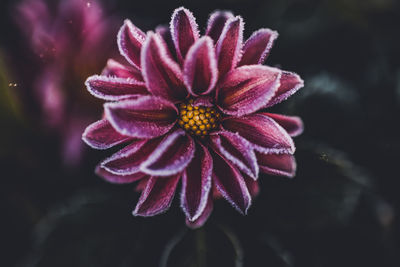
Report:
83,7,304,228
15,0,118,165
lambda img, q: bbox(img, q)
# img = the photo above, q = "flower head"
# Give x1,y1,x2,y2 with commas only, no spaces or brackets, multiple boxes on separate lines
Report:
15,0,118,165
83,7,304,228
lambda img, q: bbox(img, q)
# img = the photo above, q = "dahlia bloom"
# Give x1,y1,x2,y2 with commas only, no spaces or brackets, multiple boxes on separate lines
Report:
15,0,117,165
83,7,304,228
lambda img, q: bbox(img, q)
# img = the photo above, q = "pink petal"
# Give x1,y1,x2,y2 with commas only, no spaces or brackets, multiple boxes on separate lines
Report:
141,32,187,102
183,37,218,96
217,65,282,116
210,131,258,180
140,129,195,176
133,174,181,217
238,28,278,66
265,71,304,108
257,152,297,178
95,164,148,184
117,19,146,69
205,11,234,43
192,96,215,107
155,25,176,59
135,177,149,192
85,75,148,101
82,119,133,150
243,173,260,197
181,142,212,221
186,192,213,229
222,113,295,154
104,96,178,138
101,59,143,81
211,150,251,214
101,138,162,175
170,7,199,63
261,113,304,137
216,16,244,77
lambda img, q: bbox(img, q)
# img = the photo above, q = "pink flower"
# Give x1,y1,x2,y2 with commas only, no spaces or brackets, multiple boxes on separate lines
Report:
83,7,304,228
15,0,118,165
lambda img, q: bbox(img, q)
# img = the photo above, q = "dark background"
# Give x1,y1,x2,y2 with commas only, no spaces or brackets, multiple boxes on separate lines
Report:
1,0,400,266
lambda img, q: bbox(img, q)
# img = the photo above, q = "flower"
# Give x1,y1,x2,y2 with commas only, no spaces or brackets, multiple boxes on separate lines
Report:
83,7,304,228
15,0,118,165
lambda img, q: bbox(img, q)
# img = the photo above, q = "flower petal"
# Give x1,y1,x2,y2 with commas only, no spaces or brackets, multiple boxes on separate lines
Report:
85,75,148,101
183,37,218,96
102,59,143,81
222,113,295,154
265,71,304,108
244,174,260,197
238,28,278,66
186,192,213,229
140,129,195,176
206,10,234,43
216,16,244,77
210,131,258,180
170,7,199,63
192,96,215,107
117,19,146,69
82,119,133,150
261,113,304,137
256,152,296,177
104,96,178,138
217,65,281,116
95,164,148,184
133,174,181,217
181,142,212,221
101,138,162,175
211,150,251,214
155,25,176,59
141,32,187,102
135,177,149,192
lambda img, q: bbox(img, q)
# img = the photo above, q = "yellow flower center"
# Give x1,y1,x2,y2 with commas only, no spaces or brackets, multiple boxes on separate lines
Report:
178,99,221,136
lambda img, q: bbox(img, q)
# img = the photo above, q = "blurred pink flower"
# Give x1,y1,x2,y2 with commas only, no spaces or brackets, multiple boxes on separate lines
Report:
83,7,304,228
15,0,118,165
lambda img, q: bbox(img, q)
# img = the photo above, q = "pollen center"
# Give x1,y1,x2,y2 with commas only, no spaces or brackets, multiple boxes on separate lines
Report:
178,99,221,136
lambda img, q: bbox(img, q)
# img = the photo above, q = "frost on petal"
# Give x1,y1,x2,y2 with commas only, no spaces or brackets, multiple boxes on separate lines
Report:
85,75,148,101
186,192,213,229
117,19,146,69
102,59,143,81
95,164,148,184
183,37,218,96
256,152,297,178
170,7,199,63
141,32,187,102
82,119,133,150
210,131,258,180
217,65,281,116
140,129,195,176
260,113,304,137
206,10,234,43
181,142,212,221
222,114,295,154
238,28,278,66
133,174,181,217
101,138,162,175
265,71,304,108
216,16,244,78
211,150,251,214
104,96,178,138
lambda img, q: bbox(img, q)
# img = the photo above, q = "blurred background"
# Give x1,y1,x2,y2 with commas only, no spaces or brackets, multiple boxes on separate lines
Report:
1,0,400,266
